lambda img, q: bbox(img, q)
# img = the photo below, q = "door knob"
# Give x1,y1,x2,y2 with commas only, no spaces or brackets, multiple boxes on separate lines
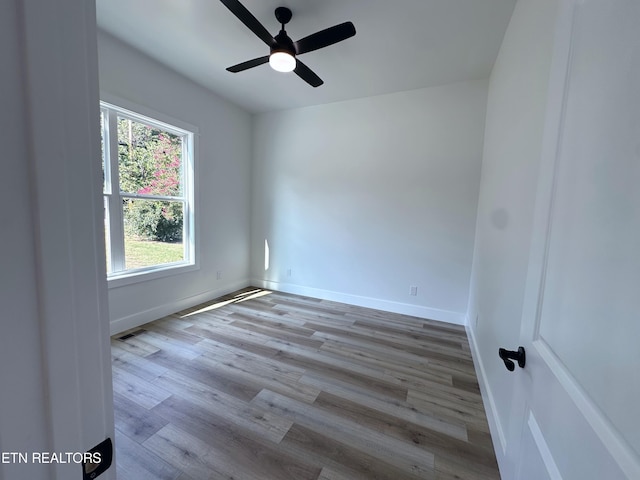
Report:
499,346,526,371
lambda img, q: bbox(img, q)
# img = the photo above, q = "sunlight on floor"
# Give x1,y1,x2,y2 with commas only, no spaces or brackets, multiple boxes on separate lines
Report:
180,288,272,318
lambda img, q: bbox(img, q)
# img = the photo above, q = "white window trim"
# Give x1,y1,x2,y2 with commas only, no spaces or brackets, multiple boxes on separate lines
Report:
100,93,199,288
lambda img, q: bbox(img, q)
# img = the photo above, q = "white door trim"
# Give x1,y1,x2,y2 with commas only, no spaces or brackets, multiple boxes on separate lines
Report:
535,339,640,478
523,410,563,480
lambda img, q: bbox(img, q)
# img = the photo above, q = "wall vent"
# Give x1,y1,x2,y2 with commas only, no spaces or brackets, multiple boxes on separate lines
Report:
117,329,146,341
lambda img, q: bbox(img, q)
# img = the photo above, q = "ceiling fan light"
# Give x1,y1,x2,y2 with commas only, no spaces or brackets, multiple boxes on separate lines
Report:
269,51,296,72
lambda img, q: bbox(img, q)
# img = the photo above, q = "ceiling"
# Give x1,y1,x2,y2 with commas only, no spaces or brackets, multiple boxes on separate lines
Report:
96,0,516,113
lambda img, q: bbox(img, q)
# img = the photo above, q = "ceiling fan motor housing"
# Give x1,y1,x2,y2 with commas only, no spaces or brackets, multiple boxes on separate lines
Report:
273,30,296,56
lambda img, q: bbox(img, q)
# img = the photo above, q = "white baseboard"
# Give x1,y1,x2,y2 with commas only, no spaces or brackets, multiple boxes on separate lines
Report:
253,279,466,325
110,278,465,335
466,324,508,473
109,279,251,335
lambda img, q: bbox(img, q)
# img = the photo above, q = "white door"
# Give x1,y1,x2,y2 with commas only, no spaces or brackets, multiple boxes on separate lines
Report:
503,0,640,478
0,1,115,479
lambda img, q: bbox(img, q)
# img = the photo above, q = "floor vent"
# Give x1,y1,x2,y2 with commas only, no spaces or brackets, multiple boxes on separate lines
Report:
117,329,146,341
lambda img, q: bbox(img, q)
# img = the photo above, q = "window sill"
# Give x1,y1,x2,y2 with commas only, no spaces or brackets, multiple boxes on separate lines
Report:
107,261,198,289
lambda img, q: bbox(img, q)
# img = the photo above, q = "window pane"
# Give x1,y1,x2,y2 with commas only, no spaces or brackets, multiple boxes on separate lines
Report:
122,198,184,270
117,117,183,196
104,197,112,274
100,111,107,193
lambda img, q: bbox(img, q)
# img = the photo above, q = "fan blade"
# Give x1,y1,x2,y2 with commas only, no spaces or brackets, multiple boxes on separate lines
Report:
294,60,323,87
294,22,356,55
220,0,276,48
227,56,270,73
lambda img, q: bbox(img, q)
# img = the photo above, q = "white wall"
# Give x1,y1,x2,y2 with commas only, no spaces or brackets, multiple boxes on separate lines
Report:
466,0,559,465
251,80,488,323
97,31,253,333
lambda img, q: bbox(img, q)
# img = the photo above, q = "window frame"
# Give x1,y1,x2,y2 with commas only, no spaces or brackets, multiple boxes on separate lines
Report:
100,96,198,287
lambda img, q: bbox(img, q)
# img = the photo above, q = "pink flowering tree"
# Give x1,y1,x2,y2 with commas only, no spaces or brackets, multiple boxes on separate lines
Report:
119,121,184,242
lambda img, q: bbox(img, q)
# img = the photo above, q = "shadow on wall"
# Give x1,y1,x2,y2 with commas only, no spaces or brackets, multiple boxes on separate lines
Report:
491,208,509,230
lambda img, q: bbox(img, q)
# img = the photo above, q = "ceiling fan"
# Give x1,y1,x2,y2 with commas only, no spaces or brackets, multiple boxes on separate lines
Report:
220,0,356,87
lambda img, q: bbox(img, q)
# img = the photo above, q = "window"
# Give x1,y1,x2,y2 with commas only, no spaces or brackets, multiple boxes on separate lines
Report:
101,101,195,282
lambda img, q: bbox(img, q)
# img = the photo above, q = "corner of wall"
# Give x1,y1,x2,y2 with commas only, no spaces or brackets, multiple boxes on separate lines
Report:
465,323,508,473
254,279,467,325
109,279,251,335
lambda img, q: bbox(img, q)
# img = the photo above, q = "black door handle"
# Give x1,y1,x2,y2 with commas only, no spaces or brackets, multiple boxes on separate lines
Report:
499,346,526,371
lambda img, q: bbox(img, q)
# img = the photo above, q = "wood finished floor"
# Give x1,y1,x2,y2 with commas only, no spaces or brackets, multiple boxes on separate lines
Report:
111,288,500,480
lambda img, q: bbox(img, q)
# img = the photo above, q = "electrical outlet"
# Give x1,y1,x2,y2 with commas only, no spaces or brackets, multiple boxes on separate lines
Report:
216,271,222,280
409,285,417,296
287,269,292,277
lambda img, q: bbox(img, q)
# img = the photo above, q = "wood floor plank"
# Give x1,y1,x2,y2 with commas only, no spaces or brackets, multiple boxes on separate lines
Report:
407,387,487,422
314,325,475,371
318,340,455,387
308,319,467,358
184,324,282,359
317,466,358,480
142,424,226,479
112,365,173,409
193,343,301,384
229,317,326,349
280,423,427,480
133,330,202,361
112,288,500,479
153,369,293,444
302,343,406,387
115,428,182,480
113,391,169,443
266,338,409,400
228,310,318,337
270,299,356,321
180,309,234,325
145,347,261,402
252,389,436,479
192,337,307,382
311,330,435,369
111,344,168,382
144,322,203,345
348,317,466,344
313,391,500,479
298,372,468,441
111,335,160,357
196,351,321,404
152,394,321,480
